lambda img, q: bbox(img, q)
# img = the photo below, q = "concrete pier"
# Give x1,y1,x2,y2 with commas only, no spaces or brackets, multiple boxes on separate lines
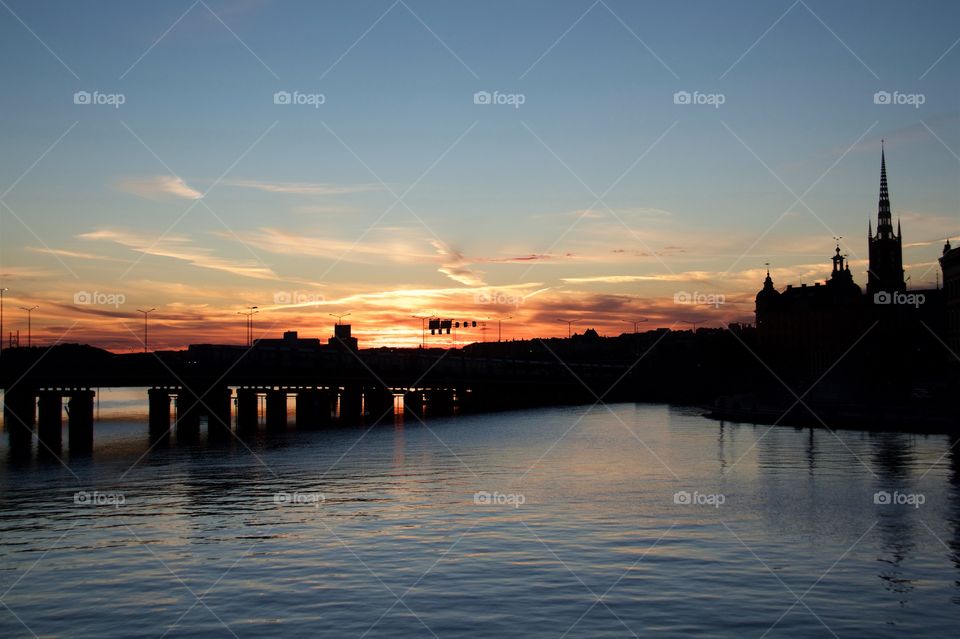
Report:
295,389,330,429
67,390,94,454
3,388,35,451
340,386,363,422
403,390,424,419
148,388,172,437
205,387,232,437
364,385,395,422
265,389,287,430
175,387,201,442
37,392,62,452
455,388,475,414
236,388,258,432
425,389,454,416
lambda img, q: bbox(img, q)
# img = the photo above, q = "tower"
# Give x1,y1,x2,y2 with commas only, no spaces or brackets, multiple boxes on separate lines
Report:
867,143,905,296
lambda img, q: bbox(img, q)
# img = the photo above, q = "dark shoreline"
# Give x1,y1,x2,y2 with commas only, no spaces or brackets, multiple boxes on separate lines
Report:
704,401,958,435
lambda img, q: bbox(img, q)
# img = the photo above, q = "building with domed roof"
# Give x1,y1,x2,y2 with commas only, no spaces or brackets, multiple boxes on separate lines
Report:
755,147,947,389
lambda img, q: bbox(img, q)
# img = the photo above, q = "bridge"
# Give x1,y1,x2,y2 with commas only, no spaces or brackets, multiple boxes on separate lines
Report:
0,331,637,455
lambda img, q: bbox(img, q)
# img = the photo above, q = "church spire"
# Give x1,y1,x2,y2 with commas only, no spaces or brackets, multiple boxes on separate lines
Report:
876,140,893,239
867,143,906,296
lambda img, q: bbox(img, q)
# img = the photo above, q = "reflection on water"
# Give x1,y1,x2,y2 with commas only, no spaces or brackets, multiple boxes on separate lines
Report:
0,397,958,638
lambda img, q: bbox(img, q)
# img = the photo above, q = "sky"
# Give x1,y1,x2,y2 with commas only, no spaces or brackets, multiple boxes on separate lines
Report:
0,0,958,351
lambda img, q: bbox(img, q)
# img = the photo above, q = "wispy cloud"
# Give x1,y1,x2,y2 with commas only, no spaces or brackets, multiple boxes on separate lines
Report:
224,180,383,196
481,253,560,263
229,227,434,264
27,247,129,262
113,175,203,200
79,229,276,280
0,265,57,281
431,240,485,286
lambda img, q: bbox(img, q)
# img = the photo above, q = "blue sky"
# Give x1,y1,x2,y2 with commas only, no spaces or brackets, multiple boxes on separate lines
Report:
1,0,958,348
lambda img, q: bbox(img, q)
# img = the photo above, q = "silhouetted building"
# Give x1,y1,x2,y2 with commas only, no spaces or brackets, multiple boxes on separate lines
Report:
756,148,948,389
329,323,359,351
942,240,960,354
755,246,865,375
253,330,321,351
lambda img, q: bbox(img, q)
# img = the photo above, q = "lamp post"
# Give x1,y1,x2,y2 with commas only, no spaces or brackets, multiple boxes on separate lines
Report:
20,305,38,347
137,308,156,353
556,318,581,339
497,316,512,342
238,306,258,346
622,318,649,333
0,287,7,355
329,312,351,325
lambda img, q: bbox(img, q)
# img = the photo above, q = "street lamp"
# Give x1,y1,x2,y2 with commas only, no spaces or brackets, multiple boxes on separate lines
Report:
622,318,649,333
238,306,258,346
0,287,7,355
329,312,351,325
20,305,38,347
137,308,156,353
496,316,512,342
556,318,582,339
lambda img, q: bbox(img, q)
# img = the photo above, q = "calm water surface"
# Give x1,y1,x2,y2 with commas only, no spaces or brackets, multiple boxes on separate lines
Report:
1,391,958,638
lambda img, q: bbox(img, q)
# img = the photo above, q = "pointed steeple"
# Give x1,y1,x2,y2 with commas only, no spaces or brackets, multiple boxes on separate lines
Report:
867,143,906,295
876,140,893,238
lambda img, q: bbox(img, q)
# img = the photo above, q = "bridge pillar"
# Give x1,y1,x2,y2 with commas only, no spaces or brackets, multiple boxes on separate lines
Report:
175,387,201,442
455,388,476,414
339,386,363,423
265,390,287,430
236,389,258,432
296,389,331,429
318,390,333,427
67,390,94,454
426,389,454,416
37,392,63,453
3,388,35,451
403,390,424,419
364,385,395,422
204,387,232,438
148,389,171,437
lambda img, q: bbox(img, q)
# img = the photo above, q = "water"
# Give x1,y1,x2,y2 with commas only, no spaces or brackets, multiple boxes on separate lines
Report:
1,392,958,638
